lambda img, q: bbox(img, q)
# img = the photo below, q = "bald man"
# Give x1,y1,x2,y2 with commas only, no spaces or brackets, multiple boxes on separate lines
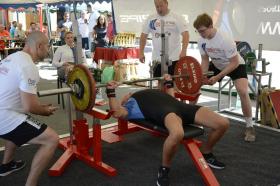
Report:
139,0,189,79
0,31,59,186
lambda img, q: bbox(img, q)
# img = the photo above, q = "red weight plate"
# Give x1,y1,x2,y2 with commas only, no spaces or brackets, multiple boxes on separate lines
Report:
174,56,203,94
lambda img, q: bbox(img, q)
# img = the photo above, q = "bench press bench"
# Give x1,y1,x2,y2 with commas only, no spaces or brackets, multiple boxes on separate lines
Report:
100,117,219,186
128,119,219,186
48,93,219,185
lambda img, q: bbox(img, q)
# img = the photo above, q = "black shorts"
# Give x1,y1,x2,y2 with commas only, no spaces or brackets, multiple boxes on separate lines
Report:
153,60,178,77
82,37,89,50
208,63,247,81
132,89,202,127
0,116,47,147
157,101,202,127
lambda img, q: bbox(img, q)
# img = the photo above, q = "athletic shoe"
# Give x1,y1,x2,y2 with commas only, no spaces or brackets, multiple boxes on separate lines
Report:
244,127,256,142
156,166,170,186
203,153,225,169
0,160,26,176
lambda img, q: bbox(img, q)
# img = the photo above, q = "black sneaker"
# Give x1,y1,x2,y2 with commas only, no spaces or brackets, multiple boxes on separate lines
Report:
156,166,170,186
203,153,225,169
0,160,26,176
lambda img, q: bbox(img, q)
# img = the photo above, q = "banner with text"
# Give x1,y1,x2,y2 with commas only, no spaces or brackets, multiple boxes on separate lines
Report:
113,0,280,51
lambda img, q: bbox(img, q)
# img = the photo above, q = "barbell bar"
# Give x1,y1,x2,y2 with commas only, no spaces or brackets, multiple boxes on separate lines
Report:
37,56,212,112
37,73,212,97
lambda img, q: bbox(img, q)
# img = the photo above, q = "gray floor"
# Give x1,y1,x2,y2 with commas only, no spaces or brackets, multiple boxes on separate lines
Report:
1,66,280,185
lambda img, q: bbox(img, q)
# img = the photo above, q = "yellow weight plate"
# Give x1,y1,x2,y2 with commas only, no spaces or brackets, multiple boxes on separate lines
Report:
67,64,96,112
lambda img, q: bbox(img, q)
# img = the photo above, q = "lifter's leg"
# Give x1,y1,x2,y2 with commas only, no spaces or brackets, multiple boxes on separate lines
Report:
162,113,184,167
157,113,184,186
194,107,229,153
194,107,229,169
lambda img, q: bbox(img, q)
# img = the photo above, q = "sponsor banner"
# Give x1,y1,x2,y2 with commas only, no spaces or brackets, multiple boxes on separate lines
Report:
113,0,280,51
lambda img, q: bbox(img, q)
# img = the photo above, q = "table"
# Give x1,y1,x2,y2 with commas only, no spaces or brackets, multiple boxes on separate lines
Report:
94,47,140,81
94,47,140,64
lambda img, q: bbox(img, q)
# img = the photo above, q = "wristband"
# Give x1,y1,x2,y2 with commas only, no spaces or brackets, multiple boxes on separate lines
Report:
106,88,116,98
163,80,174,89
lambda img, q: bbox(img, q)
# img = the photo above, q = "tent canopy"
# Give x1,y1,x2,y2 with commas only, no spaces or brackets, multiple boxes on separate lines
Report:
0,0,111,9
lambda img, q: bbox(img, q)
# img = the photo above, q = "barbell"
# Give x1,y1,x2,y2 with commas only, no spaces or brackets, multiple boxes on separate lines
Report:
38,56,212,112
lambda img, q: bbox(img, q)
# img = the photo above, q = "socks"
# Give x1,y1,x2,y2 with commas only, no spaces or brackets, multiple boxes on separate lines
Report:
245,117,254,128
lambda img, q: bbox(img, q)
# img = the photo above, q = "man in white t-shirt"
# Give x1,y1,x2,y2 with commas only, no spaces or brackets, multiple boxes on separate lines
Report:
87,4,100,52
0,31,59,186
139,0,189,79
193,13,255,142
78,10,89,50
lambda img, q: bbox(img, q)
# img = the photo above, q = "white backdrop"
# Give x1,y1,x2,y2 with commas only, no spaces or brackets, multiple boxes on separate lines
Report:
113,0,280,51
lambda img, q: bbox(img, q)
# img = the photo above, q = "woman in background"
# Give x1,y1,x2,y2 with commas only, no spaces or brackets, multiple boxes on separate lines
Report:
92,14,108,53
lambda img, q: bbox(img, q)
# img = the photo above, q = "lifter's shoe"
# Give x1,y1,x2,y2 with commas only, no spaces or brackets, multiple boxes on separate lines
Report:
156,166,170,186
0,160,26,176
244,127,256,142
203,153,225,170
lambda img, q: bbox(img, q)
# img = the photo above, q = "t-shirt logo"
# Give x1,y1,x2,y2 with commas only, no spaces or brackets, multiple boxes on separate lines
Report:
149,19,160,30
28,78,36,86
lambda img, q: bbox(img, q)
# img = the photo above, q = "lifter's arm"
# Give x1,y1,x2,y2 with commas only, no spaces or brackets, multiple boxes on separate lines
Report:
163,74,175,97
106,81,128,119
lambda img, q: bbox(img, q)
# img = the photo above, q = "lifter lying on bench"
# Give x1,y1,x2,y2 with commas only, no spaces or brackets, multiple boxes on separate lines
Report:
106,74,229,186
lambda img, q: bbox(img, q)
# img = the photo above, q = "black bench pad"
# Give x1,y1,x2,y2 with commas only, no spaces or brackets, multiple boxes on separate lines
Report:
129,119,204,139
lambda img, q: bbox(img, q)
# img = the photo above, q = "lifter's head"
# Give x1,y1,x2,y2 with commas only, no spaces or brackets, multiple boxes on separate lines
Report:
23,31,50,63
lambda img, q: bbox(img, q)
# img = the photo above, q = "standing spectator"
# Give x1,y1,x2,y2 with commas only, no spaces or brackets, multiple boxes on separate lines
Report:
87,4,100,52
57,12,72,45
14,23,26,40
92,14,108,53
193,13,255,142
14,23,26,47
78,10,89,50
139,0,189,79
42,23,49,38
0,24,10,59
26,22,38,36
9,21,17,39
5,22,11,33
106,13,115,46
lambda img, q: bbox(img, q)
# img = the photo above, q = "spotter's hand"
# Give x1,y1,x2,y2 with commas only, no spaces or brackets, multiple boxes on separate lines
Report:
163,74,172,81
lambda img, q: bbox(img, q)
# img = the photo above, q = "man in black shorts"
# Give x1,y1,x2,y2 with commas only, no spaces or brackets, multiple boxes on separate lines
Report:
0,31,59,186
106,74,229,186
194,13,255,142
